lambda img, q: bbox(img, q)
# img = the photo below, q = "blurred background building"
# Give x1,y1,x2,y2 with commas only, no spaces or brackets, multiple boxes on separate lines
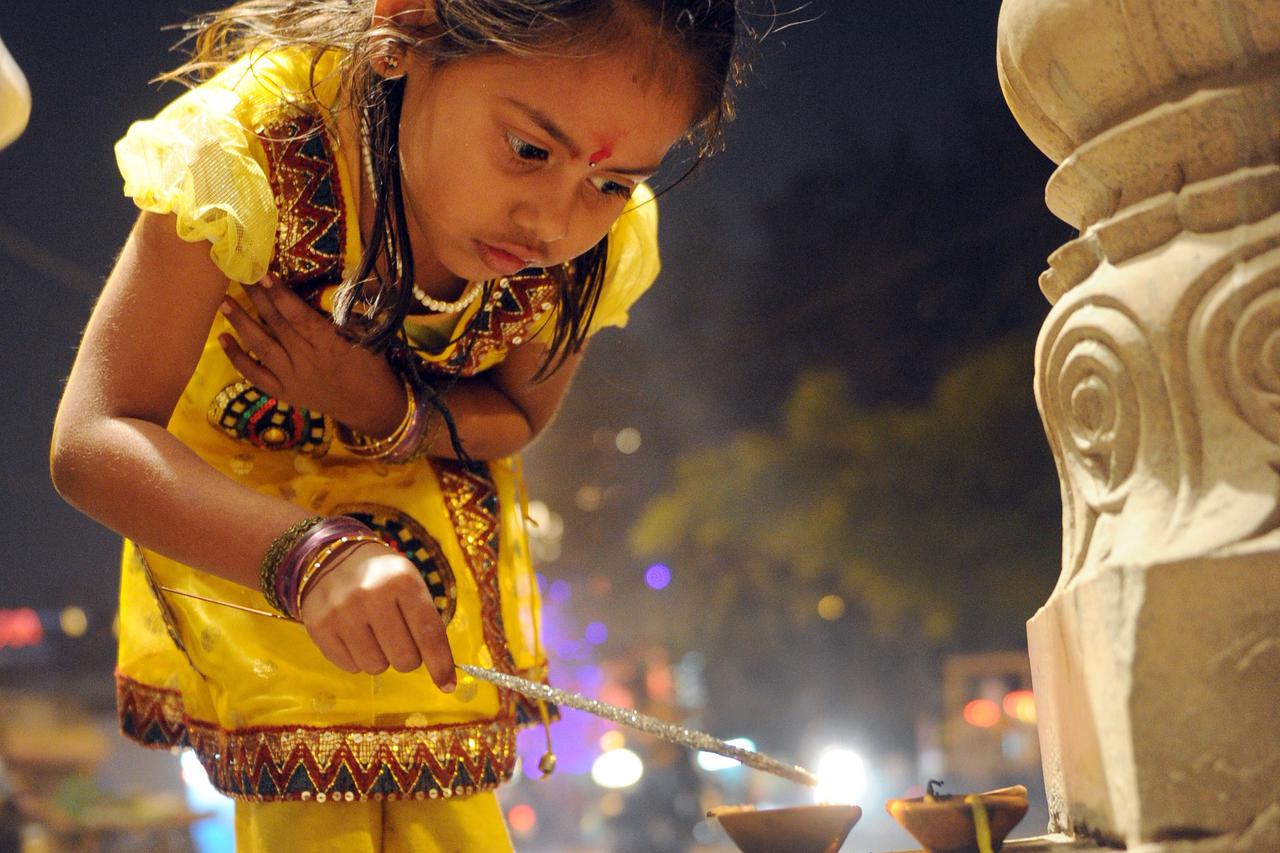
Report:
0,1,1070,849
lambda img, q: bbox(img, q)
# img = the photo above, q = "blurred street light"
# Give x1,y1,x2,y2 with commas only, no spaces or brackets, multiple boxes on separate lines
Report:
813,748,868,805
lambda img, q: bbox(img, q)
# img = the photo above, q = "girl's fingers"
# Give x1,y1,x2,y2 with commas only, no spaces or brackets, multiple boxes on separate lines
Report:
368,606,424,674
218,334,284,398
398,593,456,692
341,623,391,675
220,297,288,369
245,280,307,349
266,280,329,333
307,626,361,674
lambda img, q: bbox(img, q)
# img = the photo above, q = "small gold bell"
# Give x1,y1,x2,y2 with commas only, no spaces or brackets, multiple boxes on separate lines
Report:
537,752,557,777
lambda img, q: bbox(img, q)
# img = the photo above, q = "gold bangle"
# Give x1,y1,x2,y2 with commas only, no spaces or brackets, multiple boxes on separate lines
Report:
338,379,416,456
293,534,385,617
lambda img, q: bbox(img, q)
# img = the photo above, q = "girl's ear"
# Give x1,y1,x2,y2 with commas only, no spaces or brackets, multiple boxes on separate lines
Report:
372,0,436,28
370,0,437,76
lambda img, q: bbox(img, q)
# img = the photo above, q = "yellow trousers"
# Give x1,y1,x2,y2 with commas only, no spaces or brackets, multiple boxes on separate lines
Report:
233,793,514,853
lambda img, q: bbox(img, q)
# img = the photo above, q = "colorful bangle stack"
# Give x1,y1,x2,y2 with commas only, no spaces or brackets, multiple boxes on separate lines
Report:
259,516,384,620
337,377,434,463
260,516,324,615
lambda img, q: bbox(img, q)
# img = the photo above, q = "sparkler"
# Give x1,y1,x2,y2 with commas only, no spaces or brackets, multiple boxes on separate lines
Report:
157,585,818,787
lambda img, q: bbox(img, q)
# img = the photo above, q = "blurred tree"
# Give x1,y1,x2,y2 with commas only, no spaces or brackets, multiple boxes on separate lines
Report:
624,333,1060,745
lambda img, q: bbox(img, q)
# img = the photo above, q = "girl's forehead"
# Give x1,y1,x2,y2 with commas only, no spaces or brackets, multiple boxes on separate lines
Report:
439,49,697,143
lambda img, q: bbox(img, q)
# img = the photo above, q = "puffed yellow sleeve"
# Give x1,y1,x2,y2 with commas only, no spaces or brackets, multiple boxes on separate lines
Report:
114,72,277,284
589,182,660,333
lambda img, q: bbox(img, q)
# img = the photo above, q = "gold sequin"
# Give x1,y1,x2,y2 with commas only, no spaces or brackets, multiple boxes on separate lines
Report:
252,659,278,679
230,454,255,476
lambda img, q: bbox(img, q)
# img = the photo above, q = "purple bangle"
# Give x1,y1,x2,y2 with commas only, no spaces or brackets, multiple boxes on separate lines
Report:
274,516,379,619
382,390,432,463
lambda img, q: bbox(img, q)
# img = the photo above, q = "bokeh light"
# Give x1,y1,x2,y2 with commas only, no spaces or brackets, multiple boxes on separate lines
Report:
817,594,846,621
591,748,643,789
599,730,625,752
813,748,868,805
615,427,642,454
574,485,602,512
963,698,1001,728
697,737,756,772
507,803,537,837
644,563,671,590
1003,689,1037,724
584,621,608,645
59,605,88,638
548,579,572,603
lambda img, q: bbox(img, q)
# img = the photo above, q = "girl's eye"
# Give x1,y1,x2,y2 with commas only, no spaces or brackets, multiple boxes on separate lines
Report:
590,176,634,200
506,132,548,162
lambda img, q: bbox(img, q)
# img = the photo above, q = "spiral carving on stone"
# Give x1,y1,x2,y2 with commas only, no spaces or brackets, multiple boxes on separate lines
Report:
1038,296,1170,582
1043,303,1145,507
1197,250,1280,446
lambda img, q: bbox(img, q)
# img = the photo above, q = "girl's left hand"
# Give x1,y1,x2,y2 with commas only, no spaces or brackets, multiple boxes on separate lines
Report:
218,277,402,431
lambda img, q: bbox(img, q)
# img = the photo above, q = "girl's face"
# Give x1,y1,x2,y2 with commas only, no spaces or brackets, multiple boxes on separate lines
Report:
392,44,697,284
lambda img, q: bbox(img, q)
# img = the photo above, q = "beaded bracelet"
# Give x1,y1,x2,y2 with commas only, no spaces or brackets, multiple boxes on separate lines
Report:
259,516,325,615
337,377,435,464
272,516,380,619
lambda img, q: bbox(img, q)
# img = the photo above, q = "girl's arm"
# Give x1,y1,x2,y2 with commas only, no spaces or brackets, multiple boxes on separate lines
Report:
218,281,582,460
50,211,455,687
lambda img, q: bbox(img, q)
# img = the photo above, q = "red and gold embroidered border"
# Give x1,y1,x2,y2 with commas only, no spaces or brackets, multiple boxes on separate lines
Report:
117,673,517,802
257,112,346,292
430,275,559,378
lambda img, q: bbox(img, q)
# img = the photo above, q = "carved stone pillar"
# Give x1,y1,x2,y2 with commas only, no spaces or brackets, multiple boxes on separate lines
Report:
996,1,1280,847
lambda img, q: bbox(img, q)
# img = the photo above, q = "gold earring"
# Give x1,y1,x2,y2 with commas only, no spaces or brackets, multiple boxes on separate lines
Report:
386,55,399,71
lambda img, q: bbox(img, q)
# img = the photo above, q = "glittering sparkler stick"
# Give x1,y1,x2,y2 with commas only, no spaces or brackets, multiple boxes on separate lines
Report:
460,664,818,787
157,586,817,786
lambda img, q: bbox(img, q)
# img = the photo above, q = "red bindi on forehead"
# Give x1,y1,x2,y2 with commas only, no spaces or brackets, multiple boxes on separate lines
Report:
588,144,613,166
587,133,625,166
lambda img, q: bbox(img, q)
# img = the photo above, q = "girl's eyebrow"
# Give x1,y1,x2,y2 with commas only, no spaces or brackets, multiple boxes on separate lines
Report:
500,97,662,178
501,97,580,156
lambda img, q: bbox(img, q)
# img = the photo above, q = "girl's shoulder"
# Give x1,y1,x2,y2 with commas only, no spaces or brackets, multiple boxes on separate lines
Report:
114,48,344,284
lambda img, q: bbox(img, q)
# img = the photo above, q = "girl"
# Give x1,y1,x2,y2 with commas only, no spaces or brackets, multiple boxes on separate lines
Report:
50,1,740,850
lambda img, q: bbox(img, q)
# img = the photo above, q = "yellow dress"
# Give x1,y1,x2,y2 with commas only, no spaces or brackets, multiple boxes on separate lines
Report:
110,49,659,848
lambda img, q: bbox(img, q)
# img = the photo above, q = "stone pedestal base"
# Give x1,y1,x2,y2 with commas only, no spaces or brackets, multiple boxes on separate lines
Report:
1027,551,1280,848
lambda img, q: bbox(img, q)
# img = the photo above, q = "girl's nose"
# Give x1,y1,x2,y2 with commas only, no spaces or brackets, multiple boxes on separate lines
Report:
510,188,574,246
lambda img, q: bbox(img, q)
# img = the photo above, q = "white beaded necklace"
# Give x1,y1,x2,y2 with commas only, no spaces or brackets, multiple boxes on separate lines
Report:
360,119,503,314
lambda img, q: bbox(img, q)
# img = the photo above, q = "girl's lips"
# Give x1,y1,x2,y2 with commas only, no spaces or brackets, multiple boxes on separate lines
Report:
475,240,530,276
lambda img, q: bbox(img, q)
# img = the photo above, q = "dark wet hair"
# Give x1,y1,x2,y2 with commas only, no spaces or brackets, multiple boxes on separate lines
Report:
165,1,744,378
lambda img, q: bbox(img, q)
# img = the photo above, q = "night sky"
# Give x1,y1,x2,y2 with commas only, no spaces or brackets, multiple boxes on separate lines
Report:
0,2,1054,655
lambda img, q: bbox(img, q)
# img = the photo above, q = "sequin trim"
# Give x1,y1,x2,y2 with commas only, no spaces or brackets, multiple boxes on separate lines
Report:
257,113,346,294
432,462,506,661
116,673,516,802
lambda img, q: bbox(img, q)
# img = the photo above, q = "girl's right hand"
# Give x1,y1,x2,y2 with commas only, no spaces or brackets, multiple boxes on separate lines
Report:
298,542,457,692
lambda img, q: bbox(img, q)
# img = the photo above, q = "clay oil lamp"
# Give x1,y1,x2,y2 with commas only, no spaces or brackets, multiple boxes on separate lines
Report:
886,781,1028,852
708,803,863,853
